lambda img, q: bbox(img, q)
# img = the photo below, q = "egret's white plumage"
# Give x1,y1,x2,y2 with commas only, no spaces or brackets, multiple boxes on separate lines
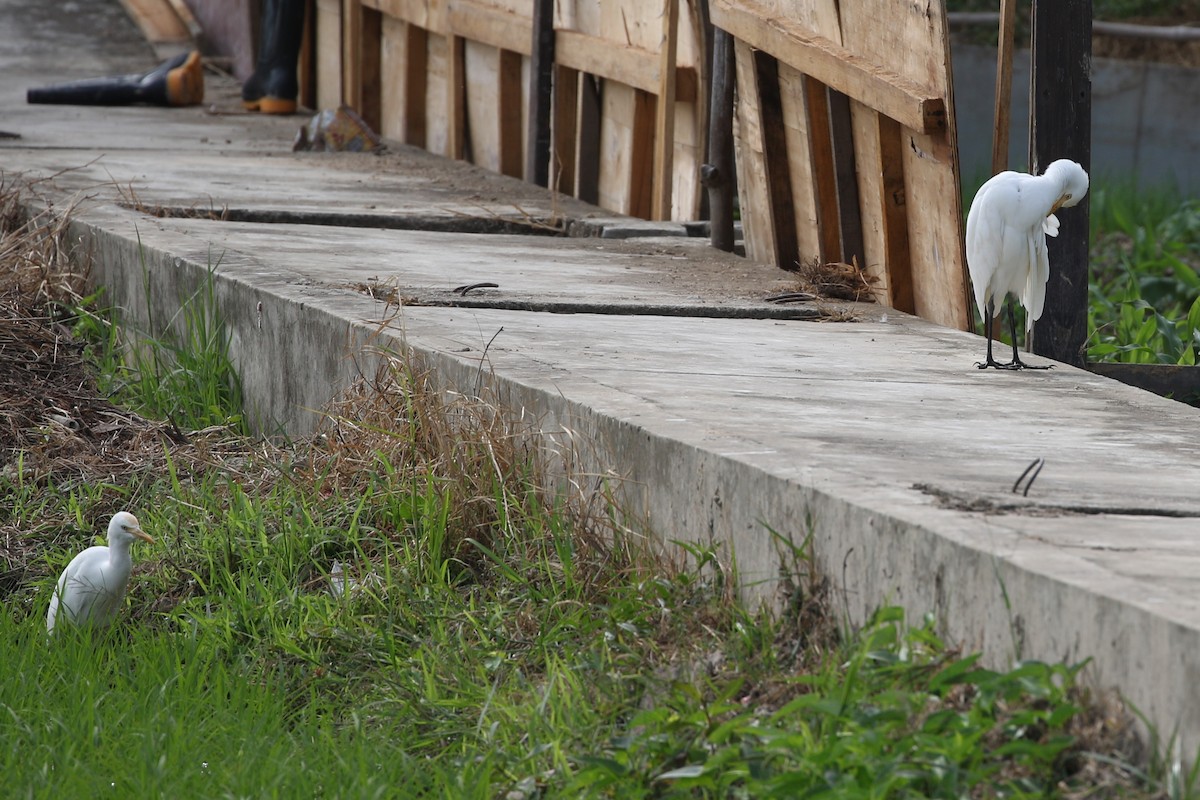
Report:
46,511,154,633
966,158,1090,369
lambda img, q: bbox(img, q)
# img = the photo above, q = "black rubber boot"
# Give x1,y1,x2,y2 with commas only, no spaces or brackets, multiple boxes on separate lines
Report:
27,51,204,107
242,0,306,114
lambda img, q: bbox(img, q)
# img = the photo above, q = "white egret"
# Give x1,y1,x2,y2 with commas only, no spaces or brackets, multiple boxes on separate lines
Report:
966,158,1089,369
46,511,155,633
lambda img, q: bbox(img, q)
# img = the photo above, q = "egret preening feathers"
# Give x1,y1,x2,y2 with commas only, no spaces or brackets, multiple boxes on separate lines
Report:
46,511,154,633
966,159,1089,369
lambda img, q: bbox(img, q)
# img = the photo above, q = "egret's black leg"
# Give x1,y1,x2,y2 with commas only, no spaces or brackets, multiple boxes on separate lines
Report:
1007,301,1053,370
975,299,1018,369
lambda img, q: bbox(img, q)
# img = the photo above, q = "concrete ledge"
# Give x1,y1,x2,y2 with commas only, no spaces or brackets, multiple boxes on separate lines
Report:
5,54,1200,766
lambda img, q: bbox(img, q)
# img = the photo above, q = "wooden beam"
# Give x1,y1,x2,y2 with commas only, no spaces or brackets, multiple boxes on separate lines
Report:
498,48,524,178
341,0,363,109
552,65,579,195
628,89,657,220
359,5,383,131
651,0,679,220
448,0,530,56
1029,0,1092,367
828,87,863,266
754,52,800,271
991,0,1018,173
555,30,697,103
804,76,840,265
705,26,736,252
362,0,448,35
576,73,601,205
709,0,945,135
526,0,555,187
403,22,428,147
447,34,466,160
1086,363,1200,403
876,114,914,313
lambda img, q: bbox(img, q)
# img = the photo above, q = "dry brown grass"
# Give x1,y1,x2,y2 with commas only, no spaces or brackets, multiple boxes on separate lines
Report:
794,255,880,302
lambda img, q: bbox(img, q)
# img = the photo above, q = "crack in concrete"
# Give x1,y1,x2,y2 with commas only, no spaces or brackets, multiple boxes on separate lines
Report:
914,482,1200,518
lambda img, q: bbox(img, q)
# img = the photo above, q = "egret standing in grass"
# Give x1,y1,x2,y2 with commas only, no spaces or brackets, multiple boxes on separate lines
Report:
46,511,154,633
966,158,1089,369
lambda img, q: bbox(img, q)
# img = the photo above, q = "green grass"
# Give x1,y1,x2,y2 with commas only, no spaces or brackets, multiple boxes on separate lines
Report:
3,305,1189,799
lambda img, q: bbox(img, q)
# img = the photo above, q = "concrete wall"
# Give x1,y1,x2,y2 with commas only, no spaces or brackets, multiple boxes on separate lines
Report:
953,40,1200,194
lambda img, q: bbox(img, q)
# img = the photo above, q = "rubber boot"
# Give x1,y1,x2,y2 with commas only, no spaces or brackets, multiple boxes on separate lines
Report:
27,51,204,107
242,0,306,114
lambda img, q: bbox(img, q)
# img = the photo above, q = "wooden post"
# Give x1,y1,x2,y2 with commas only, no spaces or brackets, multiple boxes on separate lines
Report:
827,88,863,267
498,49,524,178
447,34,466,160
576,74,601,205
991,0,1018,174
525,0,554,187
754,51,800,271
651,0,680,220
804,76,839,265
705,26,735,252
358,5,382,132
1029,0,1092,367
552,65,579,195
402,23,428,148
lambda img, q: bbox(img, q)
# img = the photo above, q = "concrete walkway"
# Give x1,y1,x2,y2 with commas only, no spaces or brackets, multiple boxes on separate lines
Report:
5,0,1200,761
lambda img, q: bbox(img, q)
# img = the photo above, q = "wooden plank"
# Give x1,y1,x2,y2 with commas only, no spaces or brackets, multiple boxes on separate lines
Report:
118,0,191,44
992,0,1018,174
754,52,799,270
342,0,363,109
705,25,736,252
425,32,451,156
448,0,530,55
775,62,821,266
498,48,524,178
447,33,466,159
464,41,499,168
359,5,384,131
1029,0,1092,366
628,89,656,219
732,39,774,265
554,30,697,103
651,0,680,220
903,129,969,330
709,0,945,135
875,114,914,313
166,0,202,40
363,0,449,35
804,75,840,265
551,65,578,195
316,0,344,109
575,72,601,205
839,0,969,329
848,102,886,302
404,22,429,146
828,88,864,267
525,0,555,187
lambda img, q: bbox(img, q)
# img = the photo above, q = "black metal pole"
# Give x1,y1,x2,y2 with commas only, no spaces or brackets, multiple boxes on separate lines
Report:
525,0,555,187
1029,0,1092,367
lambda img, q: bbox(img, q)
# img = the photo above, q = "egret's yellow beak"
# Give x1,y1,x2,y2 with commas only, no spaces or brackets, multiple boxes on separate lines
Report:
1050,194,1068,215
132,527,155,544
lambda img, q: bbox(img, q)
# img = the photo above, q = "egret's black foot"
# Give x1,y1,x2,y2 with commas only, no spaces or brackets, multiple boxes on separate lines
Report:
975,358,1022,370
1010,358,1053,371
